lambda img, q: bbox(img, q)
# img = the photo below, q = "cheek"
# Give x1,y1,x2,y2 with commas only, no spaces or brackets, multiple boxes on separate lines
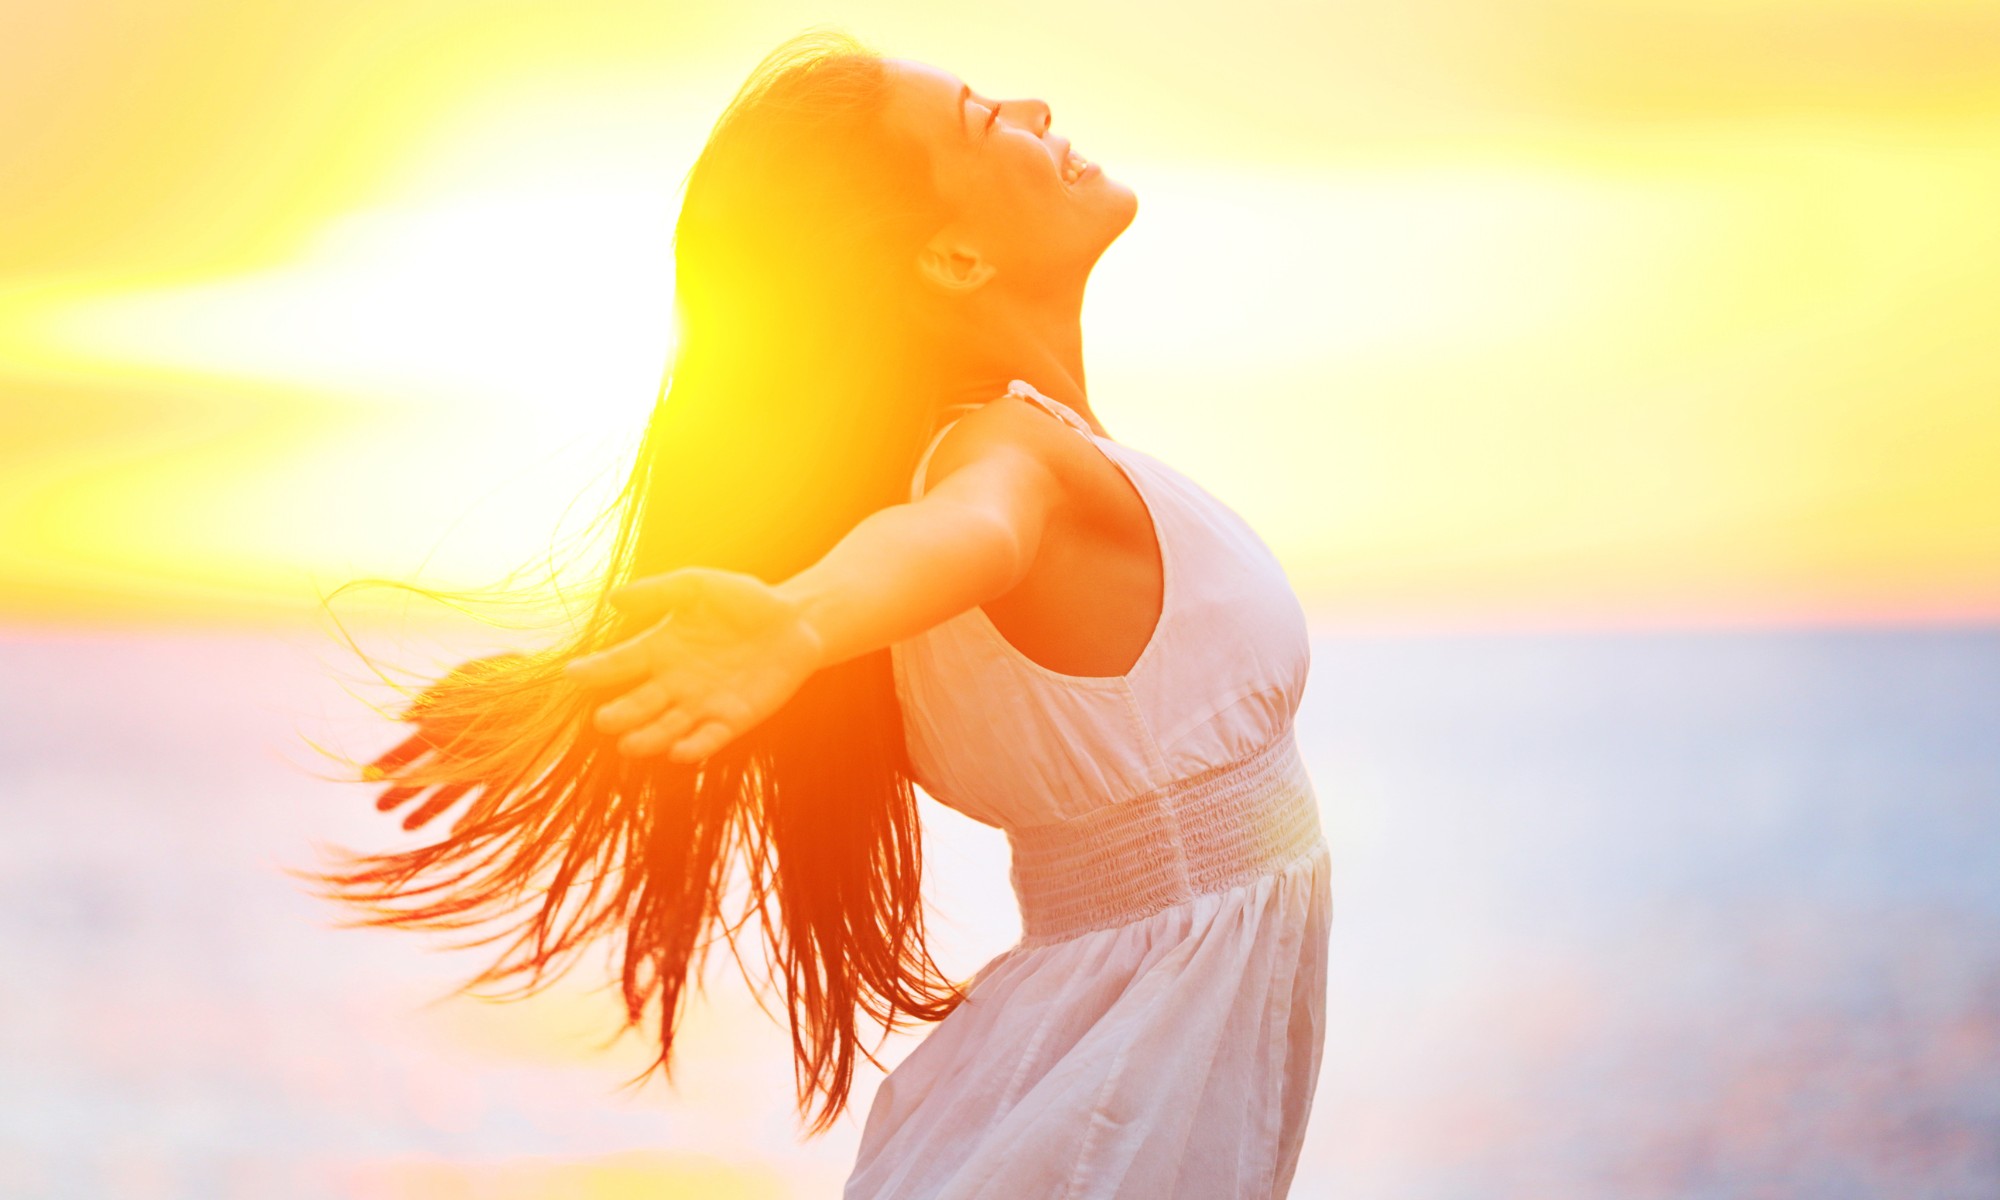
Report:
976,163,1063,248
957,142,1088,269
1009,147,1086,229
992,137,1061,203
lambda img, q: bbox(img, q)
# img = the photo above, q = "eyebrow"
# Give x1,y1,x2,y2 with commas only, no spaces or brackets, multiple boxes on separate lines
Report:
956,83,970,140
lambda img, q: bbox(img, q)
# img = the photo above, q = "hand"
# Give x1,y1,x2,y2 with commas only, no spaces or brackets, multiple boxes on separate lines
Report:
363,652,524,831
564,567,825,762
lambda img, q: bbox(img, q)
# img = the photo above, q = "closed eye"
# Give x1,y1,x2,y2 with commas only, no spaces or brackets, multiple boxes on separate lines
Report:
984,101,1000,136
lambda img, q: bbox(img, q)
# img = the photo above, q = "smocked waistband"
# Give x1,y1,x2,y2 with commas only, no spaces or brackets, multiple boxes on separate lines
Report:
1004,730,1325,942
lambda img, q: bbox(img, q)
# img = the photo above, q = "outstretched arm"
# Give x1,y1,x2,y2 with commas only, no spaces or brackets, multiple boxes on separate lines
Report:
563,402,1076,762
777,436,1061,667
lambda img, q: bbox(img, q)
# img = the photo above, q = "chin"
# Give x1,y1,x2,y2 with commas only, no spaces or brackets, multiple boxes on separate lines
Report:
1088,179,1139,253
1104,179,1138,233
1035,178,1140,284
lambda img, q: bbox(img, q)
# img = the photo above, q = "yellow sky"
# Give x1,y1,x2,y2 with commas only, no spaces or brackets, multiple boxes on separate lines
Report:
3,0,1997,630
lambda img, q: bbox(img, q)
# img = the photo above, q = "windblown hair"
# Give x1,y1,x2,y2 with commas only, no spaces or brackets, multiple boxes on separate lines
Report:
312,30,968,1134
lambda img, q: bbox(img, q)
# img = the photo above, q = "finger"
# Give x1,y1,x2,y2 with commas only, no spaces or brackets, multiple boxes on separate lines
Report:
668,719,736,764
404,781,475,831
617,708,702,759
606,571,698,620
363,731,431,781
592,679,677,737
562,635,653,689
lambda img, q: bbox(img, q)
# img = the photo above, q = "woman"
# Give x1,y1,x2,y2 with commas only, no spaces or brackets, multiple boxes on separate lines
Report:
323,28,1331,1199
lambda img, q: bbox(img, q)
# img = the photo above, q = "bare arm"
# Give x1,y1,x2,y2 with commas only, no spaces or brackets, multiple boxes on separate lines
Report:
561,400,1078,761
775,436,1061,668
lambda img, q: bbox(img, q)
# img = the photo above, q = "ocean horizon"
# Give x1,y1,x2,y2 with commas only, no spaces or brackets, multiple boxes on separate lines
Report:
2,620,1995,1198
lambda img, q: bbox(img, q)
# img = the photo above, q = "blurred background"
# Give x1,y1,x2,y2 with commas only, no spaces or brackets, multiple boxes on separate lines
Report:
3,0,1996,1196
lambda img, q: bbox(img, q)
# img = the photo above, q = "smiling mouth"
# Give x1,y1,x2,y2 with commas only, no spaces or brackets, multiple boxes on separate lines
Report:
1061,147,1093,185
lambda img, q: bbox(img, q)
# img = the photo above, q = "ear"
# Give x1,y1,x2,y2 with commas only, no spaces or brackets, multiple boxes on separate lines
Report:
915,233,997,295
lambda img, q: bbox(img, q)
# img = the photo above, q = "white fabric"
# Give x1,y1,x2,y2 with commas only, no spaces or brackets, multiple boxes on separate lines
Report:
847,380,1332,1199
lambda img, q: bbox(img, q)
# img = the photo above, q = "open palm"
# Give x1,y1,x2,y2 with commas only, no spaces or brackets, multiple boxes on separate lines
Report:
564,566,824,762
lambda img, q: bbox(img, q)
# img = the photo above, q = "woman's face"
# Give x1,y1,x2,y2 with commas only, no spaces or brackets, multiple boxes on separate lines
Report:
882,58,1138,299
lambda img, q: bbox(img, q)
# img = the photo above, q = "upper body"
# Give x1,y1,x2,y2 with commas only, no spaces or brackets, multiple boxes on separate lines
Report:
350,33,1296,1134
563,55,1170,761
565,370,1172,761
890,378,1312,831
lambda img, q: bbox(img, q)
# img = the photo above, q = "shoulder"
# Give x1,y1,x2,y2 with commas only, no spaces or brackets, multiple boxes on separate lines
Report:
916,395,1101,501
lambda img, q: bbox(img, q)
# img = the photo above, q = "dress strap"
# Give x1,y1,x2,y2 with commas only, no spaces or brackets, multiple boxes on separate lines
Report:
1002,378,1096,439
906,380,1095,501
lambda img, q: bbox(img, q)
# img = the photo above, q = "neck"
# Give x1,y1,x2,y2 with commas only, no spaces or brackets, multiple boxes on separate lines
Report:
930,283,1098,431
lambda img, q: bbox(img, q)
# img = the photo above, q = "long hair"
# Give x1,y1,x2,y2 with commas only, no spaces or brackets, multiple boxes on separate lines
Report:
311,29,968,1135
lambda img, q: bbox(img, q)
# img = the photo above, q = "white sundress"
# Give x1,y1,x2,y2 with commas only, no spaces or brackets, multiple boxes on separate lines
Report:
845,379,1333,1200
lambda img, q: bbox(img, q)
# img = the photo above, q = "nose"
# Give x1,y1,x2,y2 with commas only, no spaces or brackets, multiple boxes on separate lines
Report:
1007,98,1052,136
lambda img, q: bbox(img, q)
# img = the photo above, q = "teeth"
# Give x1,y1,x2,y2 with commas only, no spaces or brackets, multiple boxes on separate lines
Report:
1062,149,1089,184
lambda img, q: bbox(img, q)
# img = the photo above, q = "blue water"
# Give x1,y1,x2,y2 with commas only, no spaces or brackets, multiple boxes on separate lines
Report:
1,623,1995,1198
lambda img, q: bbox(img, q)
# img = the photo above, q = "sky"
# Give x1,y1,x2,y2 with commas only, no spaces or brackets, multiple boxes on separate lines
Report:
3,0,1997,631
